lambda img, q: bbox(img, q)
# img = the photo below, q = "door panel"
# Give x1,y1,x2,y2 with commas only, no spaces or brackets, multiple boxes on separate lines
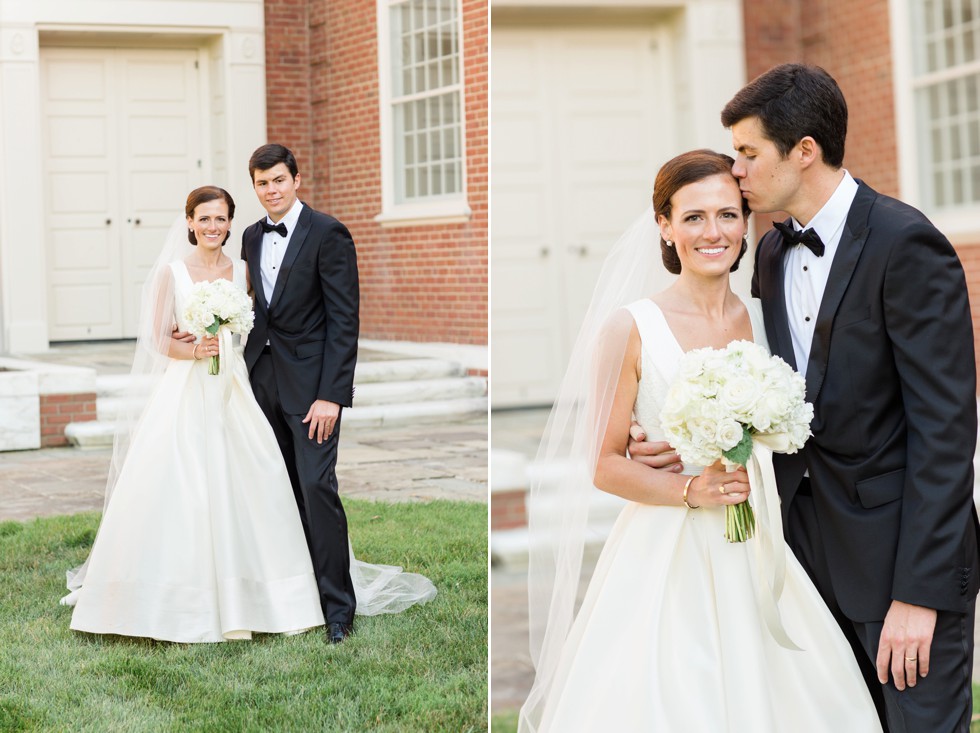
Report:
42,47,201,340
491,25,674,407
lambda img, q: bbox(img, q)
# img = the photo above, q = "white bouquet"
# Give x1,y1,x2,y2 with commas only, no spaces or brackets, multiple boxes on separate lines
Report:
182,278,254,375
660,340,813,542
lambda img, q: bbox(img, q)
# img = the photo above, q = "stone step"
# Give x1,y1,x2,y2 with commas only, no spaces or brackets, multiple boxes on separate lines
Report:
94,358,466,399
355,376,486,406
95,359,466,397
68,395,489,448
96,376,487,422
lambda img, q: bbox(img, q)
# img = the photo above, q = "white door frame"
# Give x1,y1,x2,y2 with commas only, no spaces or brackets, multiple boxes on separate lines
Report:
0,2,267,352
490,2,747,407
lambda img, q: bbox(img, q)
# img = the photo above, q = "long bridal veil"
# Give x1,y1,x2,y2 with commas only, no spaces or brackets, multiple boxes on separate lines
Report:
61,214,436,616
519,207,675,732
62,217,192,604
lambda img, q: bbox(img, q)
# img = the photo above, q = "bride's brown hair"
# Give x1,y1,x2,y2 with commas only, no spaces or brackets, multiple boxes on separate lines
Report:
653,149,750,274
185,186,236,246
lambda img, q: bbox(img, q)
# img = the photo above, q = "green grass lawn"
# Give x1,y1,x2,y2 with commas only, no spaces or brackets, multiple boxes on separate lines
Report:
0,500,487,732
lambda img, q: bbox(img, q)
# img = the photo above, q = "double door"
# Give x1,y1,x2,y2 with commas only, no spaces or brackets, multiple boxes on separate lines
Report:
491,25,673,406
42,46,203,340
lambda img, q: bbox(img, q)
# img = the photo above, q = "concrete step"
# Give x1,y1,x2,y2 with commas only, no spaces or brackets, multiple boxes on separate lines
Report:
354,358,465,383
354,376,486,406
93,359,470,400
67,394,489,448
68,357,486,448
95,375,487,422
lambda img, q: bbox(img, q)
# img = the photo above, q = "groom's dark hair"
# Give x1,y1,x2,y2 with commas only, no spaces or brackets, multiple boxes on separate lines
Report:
721,63,848,169
249,144,299,181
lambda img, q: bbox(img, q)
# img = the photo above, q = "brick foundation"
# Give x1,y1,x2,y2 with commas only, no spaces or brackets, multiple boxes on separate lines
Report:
491,489,527,531
40,392,96,448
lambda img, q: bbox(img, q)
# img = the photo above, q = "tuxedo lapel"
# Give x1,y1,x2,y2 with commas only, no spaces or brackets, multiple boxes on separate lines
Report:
764,229,797,371
804,183,874,403
245,228,269,312
267,205,312,312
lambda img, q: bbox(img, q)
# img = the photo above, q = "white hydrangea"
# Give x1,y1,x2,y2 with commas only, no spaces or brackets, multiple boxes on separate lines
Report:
660,340,813,467
182,278,255,339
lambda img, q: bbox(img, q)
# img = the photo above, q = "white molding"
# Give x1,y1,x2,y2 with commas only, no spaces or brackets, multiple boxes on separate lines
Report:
376,0,469,221
0,4,266,352
373,200,473,226
889,0,919,206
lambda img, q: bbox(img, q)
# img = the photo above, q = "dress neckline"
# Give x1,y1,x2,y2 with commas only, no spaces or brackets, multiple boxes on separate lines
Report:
176,258,237,286
642,296,757,355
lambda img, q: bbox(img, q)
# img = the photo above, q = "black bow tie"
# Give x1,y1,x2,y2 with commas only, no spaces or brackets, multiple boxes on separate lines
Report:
772,221,825,257
261,219,288,237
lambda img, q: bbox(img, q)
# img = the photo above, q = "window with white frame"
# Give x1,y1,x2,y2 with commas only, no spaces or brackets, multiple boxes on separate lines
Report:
379,0,467,222
912,0,980,211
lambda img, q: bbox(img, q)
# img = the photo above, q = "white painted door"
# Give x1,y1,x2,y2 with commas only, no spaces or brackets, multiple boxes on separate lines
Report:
491,25,674,407
42,47,202,340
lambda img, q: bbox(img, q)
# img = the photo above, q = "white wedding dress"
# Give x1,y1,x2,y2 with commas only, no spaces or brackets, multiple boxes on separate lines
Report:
538,298,881,731
67,260,436,642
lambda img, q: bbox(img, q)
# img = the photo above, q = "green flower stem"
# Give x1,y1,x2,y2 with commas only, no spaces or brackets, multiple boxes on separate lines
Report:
725,501,755,543
209,355,220,376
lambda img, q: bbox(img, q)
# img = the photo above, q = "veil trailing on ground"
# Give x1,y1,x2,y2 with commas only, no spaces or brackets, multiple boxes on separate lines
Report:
519,207,675,731
61,216,194,603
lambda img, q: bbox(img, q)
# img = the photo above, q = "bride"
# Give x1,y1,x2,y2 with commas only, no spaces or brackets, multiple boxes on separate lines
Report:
62,186,435,643
519,150,881,731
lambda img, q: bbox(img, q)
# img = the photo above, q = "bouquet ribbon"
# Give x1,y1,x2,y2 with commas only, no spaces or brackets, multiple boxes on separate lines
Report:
746,433,802,651
218,327,235,403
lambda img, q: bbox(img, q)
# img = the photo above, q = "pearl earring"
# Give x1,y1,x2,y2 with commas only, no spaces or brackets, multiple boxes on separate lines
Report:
665,240,674,247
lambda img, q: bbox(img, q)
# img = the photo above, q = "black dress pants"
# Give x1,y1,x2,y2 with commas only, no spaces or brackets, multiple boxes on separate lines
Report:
251,352,356,625
786,482,974,733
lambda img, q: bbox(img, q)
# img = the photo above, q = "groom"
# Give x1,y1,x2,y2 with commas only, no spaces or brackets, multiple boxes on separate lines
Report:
242,143,360,644
635,64,980,731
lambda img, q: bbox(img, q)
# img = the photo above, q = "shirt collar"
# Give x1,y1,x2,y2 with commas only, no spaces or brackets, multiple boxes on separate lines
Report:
266,199,304,235
791,170,858,244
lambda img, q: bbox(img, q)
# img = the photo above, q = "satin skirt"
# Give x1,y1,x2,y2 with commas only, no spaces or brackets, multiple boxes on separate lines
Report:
539,501,882,732
69,349,324,643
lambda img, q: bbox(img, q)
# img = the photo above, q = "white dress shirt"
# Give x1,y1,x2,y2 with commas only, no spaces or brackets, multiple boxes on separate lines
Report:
260,199,304,306
783,171,859,377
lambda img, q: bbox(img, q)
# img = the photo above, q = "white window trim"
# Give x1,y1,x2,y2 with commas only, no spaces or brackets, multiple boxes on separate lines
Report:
375,0,471,227
890,0,980,242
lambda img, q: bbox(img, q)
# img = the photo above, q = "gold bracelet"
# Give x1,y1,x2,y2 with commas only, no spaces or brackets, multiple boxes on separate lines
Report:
192,343,201,360
683,476,700,509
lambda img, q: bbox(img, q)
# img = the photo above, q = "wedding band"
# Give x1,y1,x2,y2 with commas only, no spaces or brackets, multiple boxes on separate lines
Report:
905,656,917,662
719,484,728,494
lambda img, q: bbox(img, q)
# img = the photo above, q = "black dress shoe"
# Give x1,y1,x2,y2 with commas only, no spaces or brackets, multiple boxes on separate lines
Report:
327,622,353,644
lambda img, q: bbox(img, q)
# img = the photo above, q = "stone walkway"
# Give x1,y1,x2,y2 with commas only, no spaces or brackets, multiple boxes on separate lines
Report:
0,415,487,523
0,341,487,523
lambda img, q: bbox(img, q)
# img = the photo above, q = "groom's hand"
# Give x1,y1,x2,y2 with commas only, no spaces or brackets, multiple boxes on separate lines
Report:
171,324,195,343
876,599,937,690
627,424,683,472
303,399,340,444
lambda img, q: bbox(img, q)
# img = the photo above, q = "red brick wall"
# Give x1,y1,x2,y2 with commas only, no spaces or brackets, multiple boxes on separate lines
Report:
742,0,897,196
263,0,488,346
40,393,96,448
956,245,980,380
742,0,980,384
263,0,314,178
491,489,526,531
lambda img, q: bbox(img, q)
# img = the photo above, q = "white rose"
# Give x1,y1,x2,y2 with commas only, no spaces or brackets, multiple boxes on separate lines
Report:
719,376,762,420
716,418,744,451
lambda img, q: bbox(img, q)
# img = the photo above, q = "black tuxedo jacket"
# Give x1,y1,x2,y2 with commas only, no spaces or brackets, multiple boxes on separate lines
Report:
242,203,359,414
752,181,980,622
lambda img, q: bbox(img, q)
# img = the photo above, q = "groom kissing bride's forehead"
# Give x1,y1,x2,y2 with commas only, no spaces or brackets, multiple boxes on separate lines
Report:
727,64,980,731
